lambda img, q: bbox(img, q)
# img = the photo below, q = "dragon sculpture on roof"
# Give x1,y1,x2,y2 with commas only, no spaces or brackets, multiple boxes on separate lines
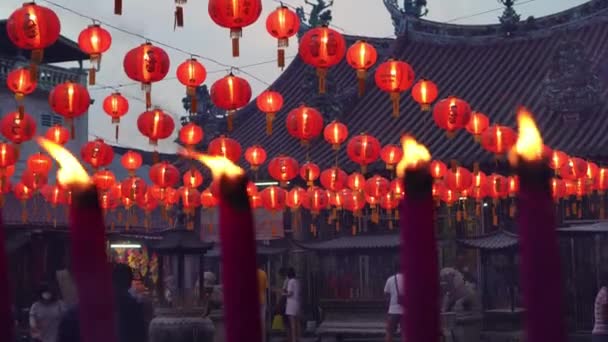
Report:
383,0,428,36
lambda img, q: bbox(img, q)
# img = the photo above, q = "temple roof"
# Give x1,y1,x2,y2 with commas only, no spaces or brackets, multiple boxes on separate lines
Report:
0,20,88,63
457,230,519,250
223,5,608,177
298,234,400,250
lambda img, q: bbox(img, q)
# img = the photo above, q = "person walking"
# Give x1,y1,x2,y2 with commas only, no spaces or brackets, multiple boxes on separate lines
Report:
284,268,300,342
383,262,404,342
29,284,66,342
593,276,608,342
257,261,269,342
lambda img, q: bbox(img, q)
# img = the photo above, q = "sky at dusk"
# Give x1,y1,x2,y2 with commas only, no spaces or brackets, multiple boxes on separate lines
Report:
0,0,589,153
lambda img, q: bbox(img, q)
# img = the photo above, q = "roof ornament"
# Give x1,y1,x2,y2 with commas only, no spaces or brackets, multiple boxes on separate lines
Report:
296,0,334,37
498,0,520,36
383,0,428,36
180,85,227,148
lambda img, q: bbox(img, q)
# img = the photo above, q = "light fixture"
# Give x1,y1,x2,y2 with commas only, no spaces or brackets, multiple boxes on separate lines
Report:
254,181,289,187
110,243,141,249
483,202,489,207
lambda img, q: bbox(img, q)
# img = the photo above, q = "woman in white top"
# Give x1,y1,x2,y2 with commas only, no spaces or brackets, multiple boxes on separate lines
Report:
284,267,300,342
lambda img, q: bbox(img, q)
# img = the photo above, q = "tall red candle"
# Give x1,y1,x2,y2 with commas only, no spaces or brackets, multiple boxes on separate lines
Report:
0,212,14,341
512,111,566,342
218,174,262,342
182,150,262,342
36,137,117,342
70,187,118,342
397,137,440,342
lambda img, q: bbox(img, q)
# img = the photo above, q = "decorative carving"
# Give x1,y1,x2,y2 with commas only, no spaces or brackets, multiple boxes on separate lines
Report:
383,0,428,36
498,0,520,35
296,0,333,36
180,85,227,149
543,39,603,122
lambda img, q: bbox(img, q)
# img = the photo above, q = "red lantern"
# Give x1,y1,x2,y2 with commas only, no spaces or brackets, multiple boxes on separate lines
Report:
137,108,175,146
445,167,473,193
302,187,329,215
26,153,52,175
551,178,567,202
201,188,219,208
22,169,47,191
0,112,36,144
481,125,517,155
49,81,91,137
149,162,180,189
183,169,203,188
268,156,299,186
81,139,114,169
6,67,37,114
411,79,438,111
324,120,348,150
78,24,112,85
320,167,347,192
365,175,390,198
244,145,267,171
587,161,599,180
210,73,252,131
549,150,568,170
596,168,608,193
102,92,129,139
380,144,403,170
42,184,66,207
13,182,32,201
121,150,142,175
508,176,520,197
374,58,415,117
123,43,171,108
286,187,306,209
176,58,207,114
121,177,147,202
300,162,320,186
560,157,588,180
93,170,116,192
344,189,366,214
332,189,350,208
260,186,287,211
286,105,324,145
246,182,258,197
472,171,488,192
347,172,366,192
299,26,346,94
466,112,490,142
346,133,381,173
266,5,300,68
432,96,472,137
7,3,60,67
346,40,378,96
44,125,70,146
0,143,18,172
430,160,447,180
179,123,204,148
208,0,262,57
208,135,242,163
180,186,201,214
487,174,509,199
390,179,405,199
256,90,284,135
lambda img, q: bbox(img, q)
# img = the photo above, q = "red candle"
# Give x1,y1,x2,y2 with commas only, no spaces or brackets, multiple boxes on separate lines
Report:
36,137,117,342
397,137,440,342
512,111,566,342
0,212,14,341
181,150,261,342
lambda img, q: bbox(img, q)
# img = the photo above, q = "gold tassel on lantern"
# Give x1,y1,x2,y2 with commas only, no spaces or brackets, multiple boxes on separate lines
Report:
390,92,400,118
356,70,367,97
317,68,327,94
187,86,197,115
175,0,186,29
266,113,275,135
230,28,242,57
114,0,122,15
227,110,234,131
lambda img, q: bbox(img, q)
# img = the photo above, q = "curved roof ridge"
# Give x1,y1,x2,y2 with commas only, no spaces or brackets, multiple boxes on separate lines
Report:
401,0,608,44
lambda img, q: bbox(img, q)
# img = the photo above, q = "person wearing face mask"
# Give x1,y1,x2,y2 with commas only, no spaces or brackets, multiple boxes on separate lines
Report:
29,284,66,342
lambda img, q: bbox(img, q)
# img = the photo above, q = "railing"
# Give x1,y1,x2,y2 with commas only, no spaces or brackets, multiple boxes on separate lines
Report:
0,55,86,91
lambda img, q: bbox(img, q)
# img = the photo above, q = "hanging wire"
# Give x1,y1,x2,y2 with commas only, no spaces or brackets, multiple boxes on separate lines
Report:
38,0,278,86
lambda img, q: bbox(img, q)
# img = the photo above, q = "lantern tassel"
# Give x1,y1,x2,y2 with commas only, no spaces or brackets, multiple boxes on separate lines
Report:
68,119,75,140
356,69,367,97
115,124,119,141
145,88,152,109
190,96,197,114
278,48,285,69
230,28,242,57
114,0,122,15
317,68,327,94
29,63,38,82
89,68,96,86
227,111,234,131
175,5,184,28
31,49,43,65
390,92,400,117
266,113,274,135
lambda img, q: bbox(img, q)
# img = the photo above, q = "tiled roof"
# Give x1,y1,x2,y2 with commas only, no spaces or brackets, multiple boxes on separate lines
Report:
225,10,608,176
205,244,287,257
558,221,608,234
1,193,171,233
458,230,519,250
298,234,400,250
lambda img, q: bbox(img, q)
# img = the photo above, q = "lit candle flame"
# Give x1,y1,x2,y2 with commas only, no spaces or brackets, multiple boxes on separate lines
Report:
180,149,244,181
509,108,543,165
36,137,90,186
396,135,431,177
